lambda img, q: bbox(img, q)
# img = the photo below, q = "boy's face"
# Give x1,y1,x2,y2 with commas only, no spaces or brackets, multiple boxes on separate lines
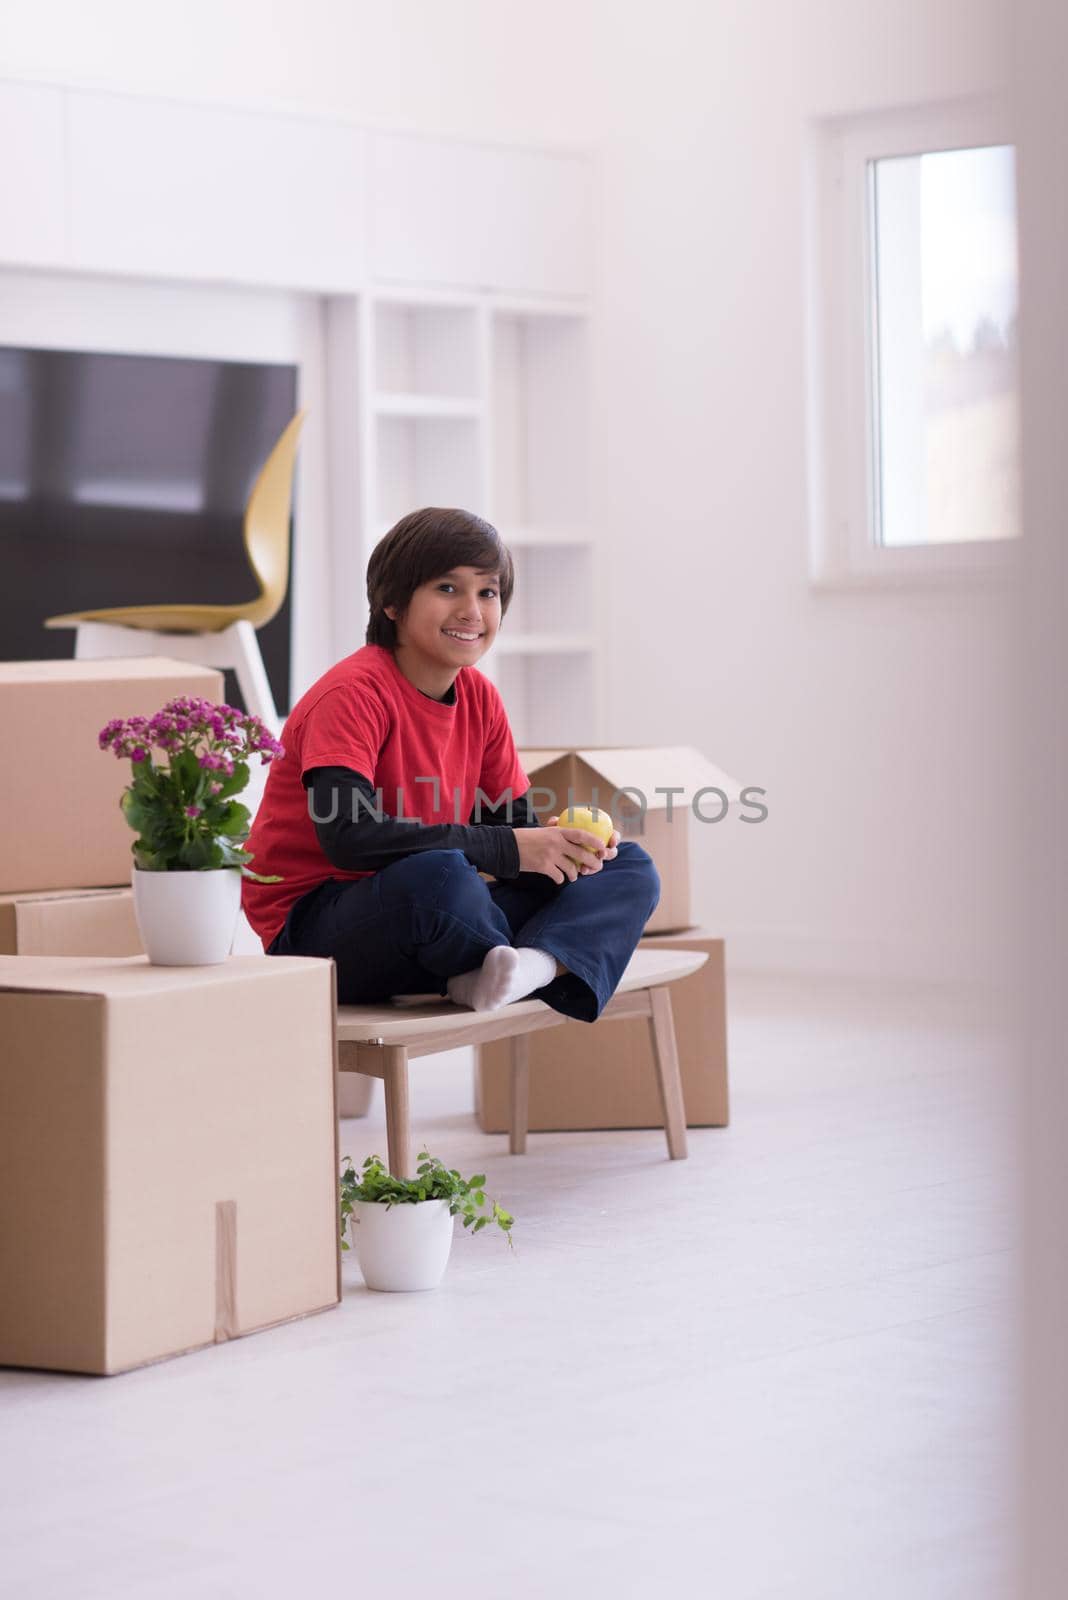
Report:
385,566,501,692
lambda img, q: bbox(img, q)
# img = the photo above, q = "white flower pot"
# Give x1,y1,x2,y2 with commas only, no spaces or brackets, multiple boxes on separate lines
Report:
350,1198,455,1292
132,867,242,966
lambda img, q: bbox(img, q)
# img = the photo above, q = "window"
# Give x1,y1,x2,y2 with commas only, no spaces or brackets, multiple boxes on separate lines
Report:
806,101,1019,586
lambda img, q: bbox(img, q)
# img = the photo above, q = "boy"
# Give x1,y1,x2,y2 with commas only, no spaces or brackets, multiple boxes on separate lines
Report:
242,507,660,1021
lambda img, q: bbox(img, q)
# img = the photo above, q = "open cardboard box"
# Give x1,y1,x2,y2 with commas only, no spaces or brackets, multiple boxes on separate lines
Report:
517,747,741,933
0,954,339,1375
0,658,223,895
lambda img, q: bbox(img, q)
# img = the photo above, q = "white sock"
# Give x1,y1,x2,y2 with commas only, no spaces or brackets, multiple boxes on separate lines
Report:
446,945,558,1012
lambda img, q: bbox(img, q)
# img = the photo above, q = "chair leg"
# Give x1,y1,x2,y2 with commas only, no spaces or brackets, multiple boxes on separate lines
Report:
382,1046,412,1177
229,620,281,735
509,1035,530,1155
647,987,689,1160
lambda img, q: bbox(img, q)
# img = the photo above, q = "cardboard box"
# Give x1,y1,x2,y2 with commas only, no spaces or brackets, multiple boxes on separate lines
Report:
475,928,728,1132
0,888,142,957
517,748,741,933
0,658,224,894
0,953,339,1375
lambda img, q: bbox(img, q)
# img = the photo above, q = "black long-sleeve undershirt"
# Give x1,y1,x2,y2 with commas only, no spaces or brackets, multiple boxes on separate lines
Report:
304,766,540,878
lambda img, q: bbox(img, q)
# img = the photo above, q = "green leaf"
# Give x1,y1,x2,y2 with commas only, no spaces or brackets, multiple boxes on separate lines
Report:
214,760,250,800
212,835,242,861
120,788,156,836
337,1147,515,1238
178,835,224,871
215,801,251,838
171,749,201,790
469,1175,486,1190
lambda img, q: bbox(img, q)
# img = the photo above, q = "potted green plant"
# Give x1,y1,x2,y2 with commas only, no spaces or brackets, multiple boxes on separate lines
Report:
340,1151,515,1292
99,696,284,965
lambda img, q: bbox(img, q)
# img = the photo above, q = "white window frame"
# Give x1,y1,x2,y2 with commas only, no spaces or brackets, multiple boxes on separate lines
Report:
804,97,1018,589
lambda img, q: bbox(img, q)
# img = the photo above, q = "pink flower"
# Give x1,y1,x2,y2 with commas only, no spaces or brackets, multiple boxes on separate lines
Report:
184,805,202,819
100,696,278,776
198,751,234,776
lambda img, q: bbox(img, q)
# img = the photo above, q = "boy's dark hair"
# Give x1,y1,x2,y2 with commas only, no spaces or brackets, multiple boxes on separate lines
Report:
365,508,515,650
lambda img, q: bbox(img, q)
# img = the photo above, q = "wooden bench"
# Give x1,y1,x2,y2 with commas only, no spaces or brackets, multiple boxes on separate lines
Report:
336,947,708,1175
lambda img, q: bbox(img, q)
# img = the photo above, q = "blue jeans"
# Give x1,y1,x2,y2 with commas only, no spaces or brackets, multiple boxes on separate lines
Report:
267,841,660,1023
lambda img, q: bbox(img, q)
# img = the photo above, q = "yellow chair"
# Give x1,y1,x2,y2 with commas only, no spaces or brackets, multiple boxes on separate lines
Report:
44,410,306,735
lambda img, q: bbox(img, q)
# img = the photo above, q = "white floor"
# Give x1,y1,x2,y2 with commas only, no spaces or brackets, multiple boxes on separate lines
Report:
0,975,1016,1599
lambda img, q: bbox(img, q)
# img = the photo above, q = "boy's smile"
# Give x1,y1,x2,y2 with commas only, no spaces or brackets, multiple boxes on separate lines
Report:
386,566,501,698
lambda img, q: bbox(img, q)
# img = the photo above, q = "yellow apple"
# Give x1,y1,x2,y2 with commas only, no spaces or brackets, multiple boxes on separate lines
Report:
557,804,615,862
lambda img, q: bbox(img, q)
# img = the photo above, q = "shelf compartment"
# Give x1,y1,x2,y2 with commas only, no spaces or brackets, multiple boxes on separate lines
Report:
492,309,588,529
374,300,480,399
374,414,483,529
502,542,594,638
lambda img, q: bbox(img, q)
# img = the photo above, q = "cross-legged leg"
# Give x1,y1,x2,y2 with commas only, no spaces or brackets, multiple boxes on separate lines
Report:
268,842,659,1021
269,849,515,1003
487,840,660,1022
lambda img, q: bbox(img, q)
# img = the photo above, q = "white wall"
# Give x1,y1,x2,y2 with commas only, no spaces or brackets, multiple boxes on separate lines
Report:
0,0,1014,984
586,0,1014,985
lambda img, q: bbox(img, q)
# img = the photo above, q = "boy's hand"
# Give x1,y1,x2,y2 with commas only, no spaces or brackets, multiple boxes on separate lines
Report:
513,817,621,884
514,821,613,884
550,816,622,866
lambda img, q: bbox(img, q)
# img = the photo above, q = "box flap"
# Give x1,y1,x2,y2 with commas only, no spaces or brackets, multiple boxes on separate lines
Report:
519,745,743,810
0,953,327,999
516,749,573,770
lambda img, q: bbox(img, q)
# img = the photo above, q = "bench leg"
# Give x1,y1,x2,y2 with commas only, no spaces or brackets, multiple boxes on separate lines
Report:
648,987,689,1160
382,1046,412,1178
509,1034,530,1155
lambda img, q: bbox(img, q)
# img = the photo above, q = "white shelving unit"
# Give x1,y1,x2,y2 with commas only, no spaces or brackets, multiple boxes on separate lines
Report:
488,304,594,746
331,287,596,748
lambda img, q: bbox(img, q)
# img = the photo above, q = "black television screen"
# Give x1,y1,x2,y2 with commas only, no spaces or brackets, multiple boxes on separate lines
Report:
0,344,299,715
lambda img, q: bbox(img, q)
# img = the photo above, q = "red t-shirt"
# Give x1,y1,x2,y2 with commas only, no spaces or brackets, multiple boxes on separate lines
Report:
241,644,529,948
